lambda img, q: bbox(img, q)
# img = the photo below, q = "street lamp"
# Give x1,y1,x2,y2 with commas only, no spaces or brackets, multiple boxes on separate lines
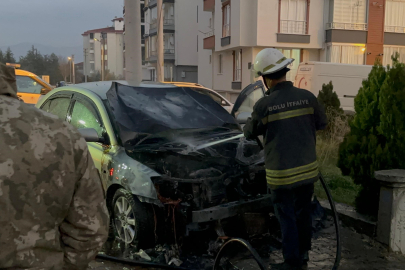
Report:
67,57,72,83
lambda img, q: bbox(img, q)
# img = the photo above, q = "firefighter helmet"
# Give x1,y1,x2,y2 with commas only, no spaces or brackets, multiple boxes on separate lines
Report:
253,48,294,78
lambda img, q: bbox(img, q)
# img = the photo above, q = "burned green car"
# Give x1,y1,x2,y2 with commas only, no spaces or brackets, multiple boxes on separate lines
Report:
36,81,270,248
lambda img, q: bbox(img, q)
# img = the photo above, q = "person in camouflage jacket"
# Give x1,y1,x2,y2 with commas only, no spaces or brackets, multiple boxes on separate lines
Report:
0,63,109,269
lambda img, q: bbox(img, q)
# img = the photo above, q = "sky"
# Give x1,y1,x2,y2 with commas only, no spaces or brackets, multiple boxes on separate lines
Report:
0,0,123,47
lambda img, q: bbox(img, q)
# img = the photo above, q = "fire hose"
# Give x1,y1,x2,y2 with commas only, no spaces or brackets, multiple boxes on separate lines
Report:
212,135,342,270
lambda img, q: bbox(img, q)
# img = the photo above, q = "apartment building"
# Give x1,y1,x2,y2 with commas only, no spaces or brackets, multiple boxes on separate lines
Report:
82,18,124,79
143,0,199,82
199,0,405,102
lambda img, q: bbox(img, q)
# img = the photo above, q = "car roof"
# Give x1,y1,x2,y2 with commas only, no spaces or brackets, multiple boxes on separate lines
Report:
15,69,38,77
58,80,178,100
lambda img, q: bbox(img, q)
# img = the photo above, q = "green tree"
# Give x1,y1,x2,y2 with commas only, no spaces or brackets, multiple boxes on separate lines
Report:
337,58,391,216
317,81,344,114
0,49,4,64
4,47,16,63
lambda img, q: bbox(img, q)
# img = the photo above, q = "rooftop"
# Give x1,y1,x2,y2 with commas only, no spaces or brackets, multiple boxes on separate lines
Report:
82,26,124,36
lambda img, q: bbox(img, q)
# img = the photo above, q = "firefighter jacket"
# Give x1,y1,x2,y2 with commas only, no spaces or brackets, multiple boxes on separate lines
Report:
244,81,328,189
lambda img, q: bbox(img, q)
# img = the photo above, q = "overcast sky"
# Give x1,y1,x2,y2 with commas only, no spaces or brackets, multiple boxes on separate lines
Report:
0,0,123,47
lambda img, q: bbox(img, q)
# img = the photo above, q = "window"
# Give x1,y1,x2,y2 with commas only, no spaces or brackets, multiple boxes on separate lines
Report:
385,0,405,33
278,49,301,81
330,0,367,29
233,50,242,82
164,34,175,54
164,63,174,81
327,44,365,65
383,46,405,66
222,3,231,37
90,63,95,72
141,4,145,22
209,55,212,64
70,100,104,137
219,54,223,74
45,97,71,121
16,76,43,94
90,33,94,39
279,0,307,34
141,25,145,44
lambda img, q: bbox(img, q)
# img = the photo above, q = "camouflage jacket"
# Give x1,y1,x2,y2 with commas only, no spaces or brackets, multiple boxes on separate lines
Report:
0,64,109,270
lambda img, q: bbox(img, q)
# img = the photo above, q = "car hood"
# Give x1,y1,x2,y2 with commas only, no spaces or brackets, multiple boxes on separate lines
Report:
127,127,264,166
106,82,240,145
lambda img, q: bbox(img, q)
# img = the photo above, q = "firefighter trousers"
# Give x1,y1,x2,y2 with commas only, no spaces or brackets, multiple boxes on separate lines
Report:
271,183,314,266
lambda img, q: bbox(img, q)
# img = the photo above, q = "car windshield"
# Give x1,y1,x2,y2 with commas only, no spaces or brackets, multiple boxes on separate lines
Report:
16,75,43,94
106,83,239,144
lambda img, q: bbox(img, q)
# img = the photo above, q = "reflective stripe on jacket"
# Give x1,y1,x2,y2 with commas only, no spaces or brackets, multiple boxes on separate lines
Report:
243,81,327,189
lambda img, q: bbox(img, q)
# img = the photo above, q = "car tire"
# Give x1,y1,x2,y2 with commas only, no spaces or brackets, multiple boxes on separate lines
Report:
112,188,155,249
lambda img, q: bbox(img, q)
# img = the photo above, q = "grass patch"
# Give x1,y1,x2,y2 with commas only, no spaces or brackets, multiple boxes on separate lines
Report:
315,114,361,207
315,164,361,206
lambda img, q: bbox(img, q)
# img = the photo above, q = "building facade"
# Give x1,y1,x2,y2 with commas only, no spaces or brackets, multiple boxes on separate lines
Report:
82,18,125,79
198,0,405,102
143,0,199,83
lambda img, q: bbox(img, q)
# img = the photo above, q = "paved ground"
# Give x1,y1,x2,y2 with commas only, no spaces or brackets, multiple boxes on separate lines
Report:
90,217,405,270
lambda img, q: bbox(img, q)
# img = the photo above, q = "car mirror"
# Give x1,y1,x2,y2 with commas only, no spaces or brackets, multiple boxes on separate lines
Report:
41,88,51,95
78,128,105,143
236,111,251,124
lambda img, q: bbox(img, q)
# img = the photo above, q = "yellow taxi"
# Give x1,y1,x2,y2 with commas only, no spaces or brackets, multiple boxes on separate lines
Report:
8,64,53,104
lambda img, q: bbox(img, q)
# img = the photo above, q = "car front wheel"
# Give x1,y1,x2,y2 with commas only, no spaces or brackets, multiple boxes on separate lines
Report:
112,188,155,248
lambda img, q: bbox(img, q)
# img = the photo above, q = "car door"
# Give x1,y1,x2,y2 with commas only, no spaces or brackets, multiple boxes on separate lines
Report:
67,94,109,172
231,80,266,119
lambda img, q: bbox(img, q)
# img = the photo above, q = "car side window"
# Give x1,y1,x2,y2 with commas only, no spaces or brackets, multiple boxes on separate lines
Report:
70,99,104,138
44,97,71,121
16,76,43,94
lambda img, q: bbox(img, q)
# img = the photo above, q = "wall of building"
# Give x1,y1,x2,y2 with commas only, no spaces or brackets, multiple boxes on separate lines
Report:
197,0,214,88
257,0,324,49
83,36,90,78
107,33,124,78
174,65,198,83
366,0,386,65
175,0,198,67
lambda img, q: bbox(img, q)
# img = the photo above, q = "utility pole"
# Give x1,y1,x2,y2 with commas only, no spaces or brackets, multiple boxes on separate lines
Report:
124,0,143,85
72,54,75,84
157,0,164,82
83,49,88,82
101,32,106,81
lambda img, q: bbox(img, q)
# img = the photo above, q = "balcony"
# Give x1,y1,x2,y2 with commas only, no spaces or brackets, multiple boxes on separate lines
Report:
385,26,405,33
221,24,231,47
203,0,215,12
279,20,307,35
150,18,175,34
147,48,175,62
203,30,215,49
326,22,368,31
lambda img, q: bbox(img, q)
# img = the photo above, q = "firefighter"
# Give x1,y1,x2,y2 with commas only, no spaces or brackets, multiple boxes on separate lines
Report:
244,49,328,270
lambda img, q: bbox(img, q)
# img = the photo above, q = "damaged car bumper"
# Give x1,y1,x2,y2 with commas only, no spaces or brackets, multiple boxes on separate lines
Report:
192,194,272,223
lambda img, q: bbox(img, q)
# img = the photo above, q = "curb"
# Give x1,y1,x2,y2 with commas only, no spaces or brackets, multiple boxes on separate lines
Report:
320,200,376,237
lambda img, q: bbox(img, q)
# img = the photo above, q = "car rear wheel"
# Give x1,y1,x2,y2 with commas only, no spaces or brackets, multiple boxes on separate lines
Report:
112,188,155,248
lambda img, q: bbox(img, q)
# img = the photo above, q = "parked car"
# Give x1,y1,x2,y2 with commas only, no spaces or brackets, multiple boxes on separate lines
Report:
165,82,234,113
8,64,53,104
35,80,268,248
